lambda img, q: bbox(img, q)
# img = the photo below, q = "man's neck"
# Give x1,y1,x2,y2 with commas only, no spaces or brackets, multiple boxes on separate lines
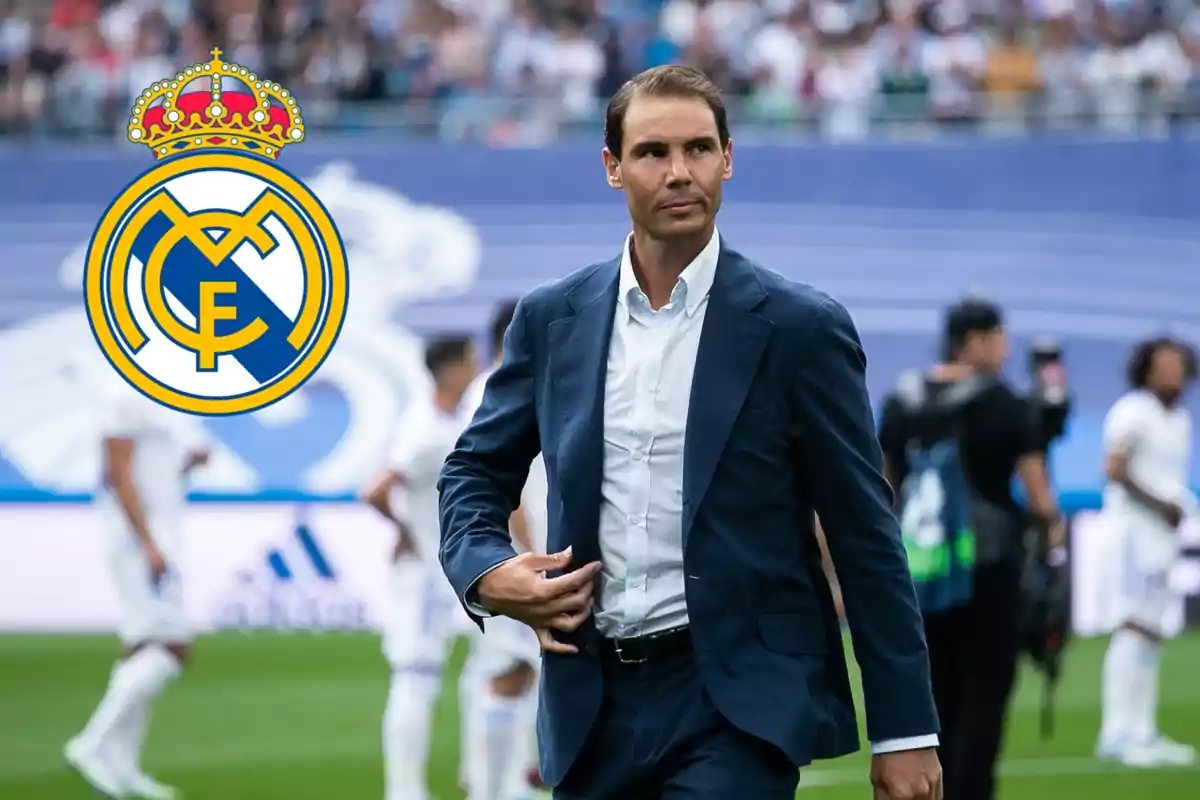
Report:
630,225,712,310
434,387,461,415
930,362,974,382
1151,388,1180,409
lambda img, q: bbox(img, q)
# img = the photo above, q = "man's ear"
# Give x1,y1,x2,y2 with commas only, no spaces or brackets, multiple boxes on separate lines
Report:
722,137,733,181
602,147,622,190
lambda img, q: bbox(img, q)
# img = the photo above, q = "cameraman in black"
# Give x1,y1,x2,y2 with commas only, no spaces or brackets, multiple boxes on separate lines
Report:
878,298,1063,800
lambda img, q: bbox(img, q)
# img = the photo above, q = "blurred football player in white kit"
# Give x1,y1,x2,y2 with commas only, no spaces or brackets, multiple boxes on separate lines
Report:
363,334,479,800
1097,337,1199,767
457,301,548,800
65,379,212,800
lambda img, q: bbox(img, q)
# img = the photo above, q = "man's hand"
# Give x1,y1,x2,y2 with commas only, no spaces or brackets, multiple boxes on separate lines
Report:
182,447,211,475
870,748,942,800
1162,502,1184,529
477,546,601,654
392,522,417,561
142,541,168,588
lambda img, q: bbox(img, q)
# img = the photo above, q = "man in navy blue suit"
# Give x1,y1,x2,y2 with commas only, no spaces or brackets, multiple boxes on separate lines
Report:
439,65,942,799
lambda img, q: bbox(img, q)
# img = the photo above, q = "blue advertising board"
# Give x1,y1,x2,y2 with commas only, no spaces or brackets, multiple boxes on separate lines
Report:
1,136,1198,504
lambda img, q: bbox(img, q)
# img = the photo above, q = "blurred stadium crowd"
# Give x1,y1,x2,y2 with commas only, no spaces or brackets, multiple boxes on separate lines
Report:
1,0,1199,143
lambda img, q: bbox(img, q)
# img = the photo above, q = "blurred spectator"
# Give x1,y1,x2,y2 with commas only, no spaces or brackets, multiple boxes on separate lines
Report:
432,9,490,139
220,0,264,75
874,4,932,125
1037,3,1086,128
52,19,119,135
1139,5,1192,117
1083,7,1145,132
492,1,554,97
1183,0,1200,106
983,19,1042,120
544,10,605,123
121,10,173,112
814,8,878,140
920,0,986,125
0,1,35,130
1,0,1199,143
744,5,811,121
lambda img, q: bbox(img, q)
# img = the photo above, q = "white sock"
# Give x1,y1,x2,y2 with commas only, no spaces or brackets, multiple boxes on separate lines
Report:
499,692,538,800
1100,629,1140,751
76,661,124,754
77,647,180,761
1128,634,1162,746
383,666,441,800
111,696,152,777
465,692,529,800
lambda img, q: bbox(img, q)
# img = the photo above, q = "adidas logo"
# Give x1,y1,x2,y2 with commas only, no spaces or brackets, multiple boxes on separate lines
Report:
213,515,370,631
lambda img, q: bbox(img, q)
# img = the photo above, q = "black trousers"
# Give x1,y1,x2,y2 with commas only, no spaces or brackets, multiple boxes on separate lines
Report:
554,646,798,799
924,561,1023,800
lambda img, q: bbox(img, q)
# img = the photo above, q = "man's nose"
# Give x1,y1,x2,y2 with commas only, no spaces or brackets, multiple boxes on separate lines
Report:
665,153,692,185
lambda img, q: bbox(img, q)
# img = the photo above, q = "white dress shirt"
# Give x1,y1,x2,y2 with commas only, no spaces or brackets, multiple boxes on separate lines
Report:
472,228,937,754
593,228,718,638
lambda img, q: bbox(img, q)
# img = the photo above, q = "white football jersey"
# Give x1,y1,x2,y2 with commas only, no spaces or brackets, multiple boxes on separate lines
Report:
94,382,206,554
464,370,547,555
387,395,471,568
1101,390,1193,566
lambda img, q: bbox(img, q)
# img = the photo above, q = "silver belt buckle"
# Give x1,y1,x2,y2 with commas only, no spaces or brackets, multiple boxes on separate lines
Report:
613,639,647,665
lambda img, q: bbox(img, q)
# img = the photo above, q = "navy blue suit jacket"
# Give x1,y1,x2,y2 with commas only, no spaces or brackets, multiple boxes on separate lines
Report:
438,243,938,786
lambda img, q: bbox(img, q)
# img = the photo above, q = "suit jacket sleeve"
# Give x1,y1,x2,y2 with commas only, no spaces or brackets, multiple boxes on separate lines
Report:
791,298,939,743
438,297,542,624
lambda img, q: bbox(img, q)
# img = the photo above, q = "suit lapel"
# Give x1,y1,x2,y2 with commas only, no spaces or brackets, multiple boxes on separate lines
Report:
682,246,772,544
547,260,619,567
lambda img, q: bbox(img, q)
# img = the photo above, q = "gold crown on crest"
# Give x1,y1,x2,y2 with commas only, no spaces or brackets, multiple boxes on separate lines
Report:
128,48,305,160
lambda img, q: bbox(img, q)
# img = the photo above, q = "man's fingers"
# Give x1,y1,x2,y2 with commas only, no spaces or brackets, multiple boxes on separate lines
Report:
537,627,577,654
873,774,939,800
522,547,573,573
541,580,594,617
549,598,594,631
539,560,602,599
892,779,929,800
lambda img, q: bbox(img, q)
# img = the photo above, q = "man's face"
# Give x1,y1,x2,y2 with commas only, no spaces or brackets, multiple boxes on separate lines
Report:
462,344,479,387
601,94,732,240
445,345,478,395
1149,345,1190,404
963,326,1008,373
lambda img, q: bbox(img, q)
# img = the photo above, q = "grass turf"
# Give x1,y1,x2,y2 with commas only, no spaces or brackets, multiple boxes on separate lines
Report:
1,632,1198,798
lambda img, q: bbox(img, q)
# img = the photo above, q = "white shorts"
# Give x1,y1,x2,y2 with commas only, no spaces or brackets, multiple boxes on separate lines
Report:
382,556,470,670
106,536,190,646
465,614,541,682
1112,525,1178,636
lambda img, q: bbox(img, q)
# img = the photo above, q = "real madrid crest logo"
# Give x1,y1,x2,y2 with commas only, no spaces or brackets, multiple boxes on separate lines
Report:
84,48,349,416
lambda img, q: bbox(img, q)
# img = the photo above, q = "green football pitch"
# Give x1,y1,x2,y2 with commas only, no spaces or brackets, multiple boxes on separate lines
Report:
1,632,1199,799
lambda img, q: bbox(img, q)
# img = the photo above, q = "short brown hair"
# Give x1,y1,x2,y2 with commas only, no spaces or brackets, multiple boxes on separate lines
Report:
603,65,729,160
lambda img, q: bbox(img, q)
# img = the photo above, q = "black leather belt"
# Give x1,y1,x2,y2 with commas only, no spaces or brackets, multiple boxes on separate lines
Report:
600,626,692,665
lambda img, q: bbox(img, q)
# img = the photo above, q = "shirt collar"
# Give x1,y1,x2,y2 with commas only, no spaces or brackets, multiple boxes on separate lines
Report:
617,228,721,318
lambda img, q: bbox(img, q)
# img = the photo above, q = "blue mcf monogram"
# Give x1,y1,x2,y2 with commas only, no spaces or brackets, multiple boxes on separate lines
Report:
116,188,322,381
